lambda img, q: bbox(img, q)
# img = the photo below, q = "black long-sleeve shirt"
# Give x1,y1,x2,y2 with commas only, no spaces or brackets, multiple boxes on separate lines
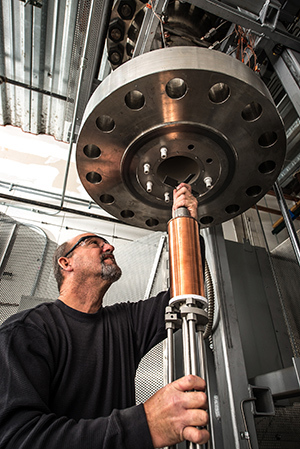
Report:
0,291,170,449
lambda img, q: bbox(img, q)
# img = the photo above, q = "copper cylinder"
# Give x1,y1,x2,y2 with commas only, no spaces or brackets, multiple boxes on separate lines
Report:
168,216,204,299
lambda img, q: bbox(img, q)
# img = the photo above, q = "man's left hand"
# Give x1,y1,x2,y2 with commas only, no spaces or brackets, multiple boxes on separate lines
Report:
172,183,198,220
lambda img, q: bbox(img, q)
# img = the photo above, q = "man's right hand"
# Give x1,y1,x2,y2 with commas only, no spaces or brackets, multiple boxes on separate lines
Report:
144,374,210,448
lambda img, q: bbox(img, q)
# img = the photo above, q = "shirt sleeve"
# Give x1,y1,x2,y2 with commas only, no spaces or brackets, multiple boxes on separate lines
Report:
0,322,154,449
127,290,170,359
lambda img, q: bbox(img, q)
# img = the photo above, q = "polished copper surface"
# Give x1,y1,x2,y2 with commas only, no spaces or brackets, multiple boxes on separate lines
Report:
168,216,205,299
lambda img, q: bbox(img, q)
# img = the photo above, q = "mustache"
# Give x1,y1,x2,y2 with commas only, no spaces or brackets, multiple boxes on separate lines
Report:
101,252,115,262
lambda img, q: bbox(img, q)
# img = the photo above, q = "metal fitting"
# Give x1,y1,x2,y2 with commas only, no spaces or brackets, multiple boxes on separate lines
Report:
143,163,150,174
204,176,213,189
160,146,168,159
146,181,153,192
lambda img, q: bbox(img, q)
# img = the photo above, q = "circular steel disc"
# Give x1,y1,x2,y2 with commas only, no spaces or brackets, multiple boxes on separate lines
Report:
76,47,286,230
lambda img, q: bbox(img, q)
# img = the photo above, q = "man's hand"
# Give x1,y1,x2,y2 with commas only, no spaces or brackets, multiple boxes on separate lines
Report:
172,183,198,220
144,375,209,448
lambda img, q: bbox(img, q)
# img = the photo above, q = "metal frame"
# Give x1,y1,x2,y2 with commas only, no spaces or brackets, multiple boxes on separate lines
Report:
188,0,300,52
203,225,259,449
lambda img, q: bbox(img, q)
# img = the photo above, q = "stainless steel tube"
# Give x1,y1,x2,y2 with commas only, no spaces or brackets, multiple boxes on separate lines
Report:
273,182,300,265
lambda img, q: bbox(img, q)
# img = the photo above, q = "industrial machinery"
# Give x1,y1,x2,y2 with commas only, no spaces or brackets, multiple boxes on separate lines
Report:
74,1,300,448
0,1,300,448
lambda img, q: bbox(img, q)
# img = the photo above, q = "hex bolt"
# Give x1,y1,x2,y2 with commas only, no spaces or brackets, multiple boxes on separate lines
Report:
143,163,151,174
164,192,170,203
204,176,213,189
160,147,168,159
146,181,153,193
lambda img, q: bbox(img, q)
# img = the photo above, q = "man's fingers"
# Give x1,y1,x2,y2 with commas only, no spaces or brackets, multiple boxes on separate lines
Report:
183,427,210,445
174,374,206,392
176,182,192,193
180,391,208,410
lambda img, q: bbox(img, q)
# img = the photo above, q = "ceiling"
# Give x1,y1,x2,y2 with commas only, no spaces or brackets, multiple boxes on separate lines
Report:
0,0,300,202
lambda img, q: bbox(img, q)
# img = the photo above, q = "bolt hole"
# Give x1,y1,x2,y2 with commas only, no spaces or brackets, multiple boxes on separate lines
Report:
121,209,134,218
125,90,145,110
208,82,230,104
200,216,214,225
86,172,102,184
259,160,276,174
100,194,115,204
83,144,101,159
166,78,188,99
258,131,277,148
206,158,213,164
225,204,240,214
246,185,262,197
241,102,262,122
146,218,159,227
96,115,115,133
188,144,194,150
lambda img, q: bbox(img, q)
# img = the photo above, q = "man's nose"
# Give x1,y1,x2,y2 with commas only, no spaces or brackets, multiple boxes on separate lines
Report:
103,242,114,252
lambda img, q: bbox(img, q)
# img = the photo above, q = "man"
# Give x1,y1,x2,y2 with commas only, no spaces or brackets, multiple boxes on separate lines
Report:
0,183,209,448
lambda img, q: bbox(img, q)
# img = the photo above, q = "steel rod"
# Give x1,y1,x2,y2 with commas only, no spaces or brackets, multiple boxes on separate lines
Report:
167,328,175,384
182,316,191,375
188,318,198,376
273,182,300,265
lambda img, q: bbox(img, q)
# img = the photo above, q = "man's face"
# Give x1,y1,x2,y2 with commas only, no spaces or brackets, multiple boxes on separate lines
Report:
65,233,122,284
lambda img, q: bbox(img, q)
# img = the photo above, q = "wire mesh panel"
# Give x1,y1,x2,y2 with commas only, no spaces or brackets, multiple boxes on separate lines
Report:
0,214,58,324
105,231,169,404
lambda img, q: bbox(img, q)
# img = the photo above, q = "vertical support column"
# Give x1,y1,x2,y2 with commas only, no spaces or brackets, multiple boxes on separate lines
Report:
203,225,259,449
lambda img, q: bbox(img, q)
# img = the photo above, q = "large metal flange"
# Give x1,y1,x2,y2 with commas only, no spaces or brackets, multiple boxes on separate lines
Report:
76,47,286,230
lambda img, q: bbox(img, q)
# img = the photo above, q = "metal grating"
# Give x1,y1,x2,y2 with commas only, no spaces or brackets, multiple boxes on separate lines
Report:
255,403,300,448
105,232,169,403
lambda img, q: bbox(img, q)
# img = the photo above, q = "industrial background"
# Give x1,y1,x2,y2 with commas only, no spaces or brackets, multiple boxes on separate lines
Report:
0,0,300,448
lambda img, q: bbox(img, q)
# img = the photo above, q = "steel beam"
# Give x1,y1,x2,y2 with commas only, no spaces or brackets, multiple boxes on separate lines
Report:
188,0,300,52
251,363,300,398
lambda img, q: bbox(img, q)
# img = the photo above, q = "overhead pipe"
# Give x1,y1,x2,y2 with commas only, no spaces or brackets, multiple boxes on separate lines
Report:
60,0,101,208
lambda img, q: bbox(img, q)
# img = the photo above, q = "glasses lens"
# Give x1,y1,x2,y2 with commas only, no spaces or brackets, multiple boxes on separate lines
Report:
64,235,110,257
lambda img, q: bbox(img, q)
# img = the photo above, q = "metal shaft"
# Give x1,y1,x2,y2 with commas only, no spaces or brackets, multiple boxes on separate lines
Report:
273,181,300,266
168,212,208,449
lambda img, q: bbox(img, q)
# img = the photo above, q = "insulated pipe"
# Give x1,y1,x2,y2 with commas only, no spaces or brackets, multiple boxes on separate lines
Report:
167,207,208,449
168,209,205,298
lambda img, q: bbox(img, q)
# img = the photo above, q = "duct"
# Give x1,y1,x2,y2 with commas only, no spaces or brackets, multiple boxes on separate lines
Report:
0,192,125,226
60,0,98,208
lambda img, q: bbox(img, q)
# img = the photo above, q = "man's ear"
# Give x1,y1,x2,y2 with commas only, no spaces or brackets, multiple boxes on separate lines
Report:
58,257,73,272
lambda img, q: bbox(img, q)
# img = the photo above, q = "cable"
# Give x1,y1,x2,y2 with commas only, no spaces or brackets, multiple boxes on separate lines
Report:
203,260,215,347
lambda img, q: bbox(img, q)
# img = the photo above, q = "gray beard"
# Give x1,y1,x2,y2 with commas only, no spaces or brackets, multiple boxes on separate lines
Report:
100,261,122,283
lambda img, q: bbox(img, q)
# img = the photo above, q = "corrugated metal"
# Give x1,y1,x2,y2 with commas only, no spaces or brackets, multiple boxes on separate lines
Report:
0,0,112,142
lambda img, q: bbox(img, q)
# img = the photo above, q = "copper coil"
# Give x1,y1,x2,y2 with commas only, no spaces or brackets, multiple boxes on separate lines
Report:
168,216,205,299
